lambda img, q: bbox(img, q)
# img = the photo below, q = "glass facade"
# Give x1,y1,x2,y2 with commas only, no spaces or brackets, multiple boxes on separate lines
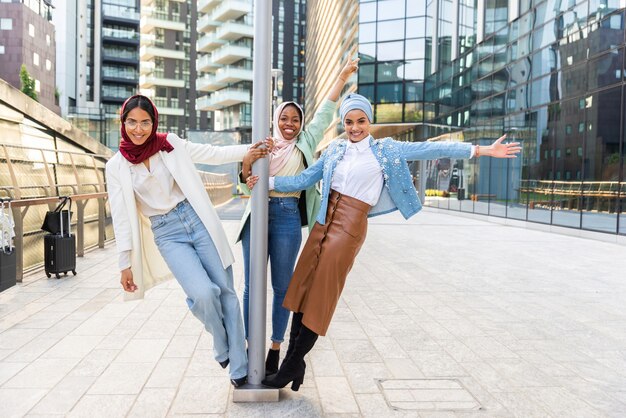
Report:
357,0,626,235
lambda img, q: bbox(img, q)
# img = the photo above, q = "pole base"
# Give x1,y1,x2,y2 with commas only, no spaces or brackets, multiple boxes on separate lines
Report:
232,383,279,402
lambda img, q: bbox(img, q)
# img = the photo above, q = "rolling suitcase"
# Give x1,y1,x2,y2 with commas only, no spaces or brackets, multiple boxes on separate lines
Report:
44,198,77,279
0,198,16,292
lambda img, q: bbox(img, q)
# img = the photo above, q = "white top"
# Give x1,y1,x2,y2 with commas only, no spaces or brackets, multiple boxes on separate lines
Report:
130,153,186,217
330,136,384,206
118,152,185,270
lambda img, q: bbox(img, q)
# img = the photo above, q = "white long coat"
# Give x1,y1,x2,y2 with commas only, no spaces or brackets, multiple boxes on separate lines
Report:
105,134,249,300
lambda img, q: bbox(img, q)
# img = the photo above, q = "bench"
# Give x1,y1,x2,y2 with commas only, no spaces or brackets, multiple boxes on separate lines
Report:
470,194,496,201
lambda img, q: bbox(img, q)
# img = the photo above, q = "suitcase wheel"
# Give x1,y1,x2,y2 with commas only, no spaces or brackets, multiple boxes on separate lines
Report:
46,272,51,278
72,270,77,276
55,273,61,279
64,272,68,276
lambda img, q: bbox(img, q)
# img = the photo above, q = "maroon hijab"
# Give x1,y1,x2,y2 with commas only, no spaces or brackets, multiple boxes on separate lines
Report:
119,94,173,164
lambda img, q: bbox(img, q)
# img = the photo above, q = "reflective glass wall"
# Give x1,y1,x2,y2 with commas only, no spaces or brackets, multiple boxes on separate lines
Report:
396,0,625,235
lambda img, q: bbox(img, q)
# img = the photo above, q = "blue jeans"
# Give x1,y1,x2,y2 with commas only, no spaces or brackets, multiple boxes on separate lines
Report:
242,197,302,343
150,200,247,379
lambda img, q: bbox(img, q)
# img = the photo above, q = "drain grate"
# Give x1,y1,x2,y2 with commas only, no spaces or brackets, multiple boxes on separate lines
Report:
377,378,481,411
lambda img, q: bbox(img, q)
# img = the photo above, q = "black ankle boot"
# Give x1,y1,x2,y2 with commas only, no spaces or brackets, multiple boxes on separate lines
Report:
265,348,280,375
262,324,318,392
262,356,305,391
218,358,229,369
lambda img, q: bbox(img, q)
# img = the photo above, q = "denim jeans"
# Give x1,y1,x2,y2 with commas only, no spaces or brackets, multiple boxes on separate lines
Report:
242,197,302,343
151,200,247,379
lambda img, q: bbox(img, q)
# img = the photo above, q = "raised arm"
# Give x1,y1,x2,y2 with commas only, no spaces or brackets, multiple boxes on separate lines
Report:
328,57,359,102
301,58,360,149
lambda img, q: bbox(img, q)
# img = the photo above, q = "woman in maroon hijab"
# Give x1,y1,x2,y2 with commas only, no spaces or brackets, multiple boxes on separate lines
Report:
106,95,270,387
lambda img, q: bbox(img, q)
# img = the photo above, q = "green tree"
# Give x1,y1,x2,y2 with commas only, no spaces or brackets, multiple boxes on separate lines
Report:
19,64,38,101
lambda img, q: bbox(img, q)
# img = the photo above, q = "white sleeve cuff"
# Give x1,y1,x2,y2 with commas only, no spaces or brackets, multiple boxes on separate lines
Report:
470,145,476,158
269,177,275,190
119,250,131,271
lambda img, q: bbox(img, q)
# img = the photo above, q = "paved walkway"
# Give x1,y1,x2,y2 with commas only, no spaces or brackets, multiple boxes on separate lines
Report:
1,201,626,417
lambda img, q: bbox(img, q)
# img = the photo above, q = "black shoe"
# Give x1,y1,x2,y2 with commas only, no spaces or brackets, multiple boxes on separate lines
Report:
261,360,305,391
265,348,280,375
231,375,247,387
218,359,229,369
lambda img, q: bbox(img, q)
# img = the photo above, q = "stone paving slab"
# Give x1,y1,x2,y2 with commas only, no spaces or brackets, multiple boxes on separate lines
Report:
1,206,626,417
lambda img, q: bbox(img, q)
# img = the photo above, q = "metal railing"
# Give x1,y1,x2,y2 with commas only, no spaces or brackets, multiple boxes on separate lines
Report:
1,143,236,282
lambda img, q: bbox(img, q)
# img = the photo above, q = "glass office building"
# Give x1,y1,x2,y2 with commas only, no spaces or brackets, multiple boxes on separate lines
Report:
357,0,626,235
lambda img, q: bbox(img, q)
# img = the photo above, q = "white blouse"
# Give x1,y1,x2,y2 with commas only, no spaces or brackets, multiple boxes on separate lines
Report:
118,152,185,270
330,136,384,206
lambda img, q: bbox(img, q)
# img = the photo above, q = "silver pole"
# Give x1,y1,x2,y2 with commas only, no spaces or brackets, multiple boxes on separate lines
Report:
233,0,278,402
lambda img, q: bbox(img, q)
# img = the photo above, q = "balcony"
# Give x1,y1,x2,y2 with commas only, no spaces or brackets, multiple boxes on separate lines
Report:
140,45,186,61
197,33,225,53
214,66,253,84
139,75,185,89
197,13,221,33
197,54,222,72
212,0,251,22
196,88,250,111
140,33,156,46
211,44,251,65
196,74,225,92
157,106,185,116
215,22,253,41
102,27,140,44
102,3,140,23
140,61,155,75
140,13,186,32
198,0,221,13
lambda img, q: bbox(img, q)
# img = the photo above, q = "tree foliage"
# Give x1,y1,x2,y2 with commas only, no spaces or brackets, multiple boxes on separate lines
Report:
19,64,38,101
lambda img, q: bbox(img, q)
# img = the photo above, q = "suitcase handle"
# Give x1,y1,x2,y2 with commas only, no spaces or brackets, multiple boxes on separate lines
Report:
56,196,72,237
0,198,13,251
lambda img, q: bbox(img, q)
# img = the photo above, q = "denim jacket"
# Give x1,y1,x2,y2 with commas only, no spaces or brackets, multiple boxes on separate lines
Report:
274,136,472,225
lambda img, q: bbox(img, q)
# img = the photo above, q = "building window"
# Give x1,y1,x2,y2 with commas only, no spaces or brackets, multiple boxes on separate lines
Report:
35,79,40,92
33,52,39,66
28,24,35,37
0,18,12,30
46,34,51,46
0,45,4,54
46,59,51,71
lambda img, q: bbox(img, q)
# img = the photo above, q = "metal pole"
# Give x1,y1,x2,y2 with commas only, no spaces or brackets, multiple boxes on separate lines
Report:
233,0,278,402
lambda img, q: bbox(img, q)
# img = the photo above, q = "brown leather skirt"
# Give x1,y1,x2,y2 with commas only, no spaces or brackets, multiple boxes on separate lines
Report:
283,190,371,336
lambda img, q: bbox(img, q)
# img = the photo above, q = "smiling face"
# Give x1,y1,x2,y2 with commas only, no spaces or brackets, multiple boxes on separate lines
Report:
278,105,302,140
343,109,371,142
123,107,154,146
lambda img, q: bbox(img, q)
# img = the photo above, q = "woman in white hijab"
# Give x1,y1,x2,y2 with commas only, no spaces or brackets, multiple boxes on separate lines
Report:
235,58,359,374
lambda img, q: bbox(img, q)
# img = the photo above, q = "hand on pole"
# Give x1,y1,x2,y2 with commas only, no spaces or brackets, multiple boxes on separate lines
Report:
246,175,259,190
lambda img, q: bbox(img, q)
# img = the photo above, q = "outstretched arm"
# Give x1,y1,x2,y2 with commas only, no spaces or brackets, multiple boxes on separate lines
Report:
246,153,326,192
474,134,521,158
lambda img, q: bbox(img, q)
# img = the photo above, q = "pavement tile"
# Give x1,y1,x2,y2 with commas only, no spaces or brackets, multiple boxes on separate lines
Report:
316,376,360,414
87,362,155,395
127,387,176,418
67,394,134,418
0,388,48,418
